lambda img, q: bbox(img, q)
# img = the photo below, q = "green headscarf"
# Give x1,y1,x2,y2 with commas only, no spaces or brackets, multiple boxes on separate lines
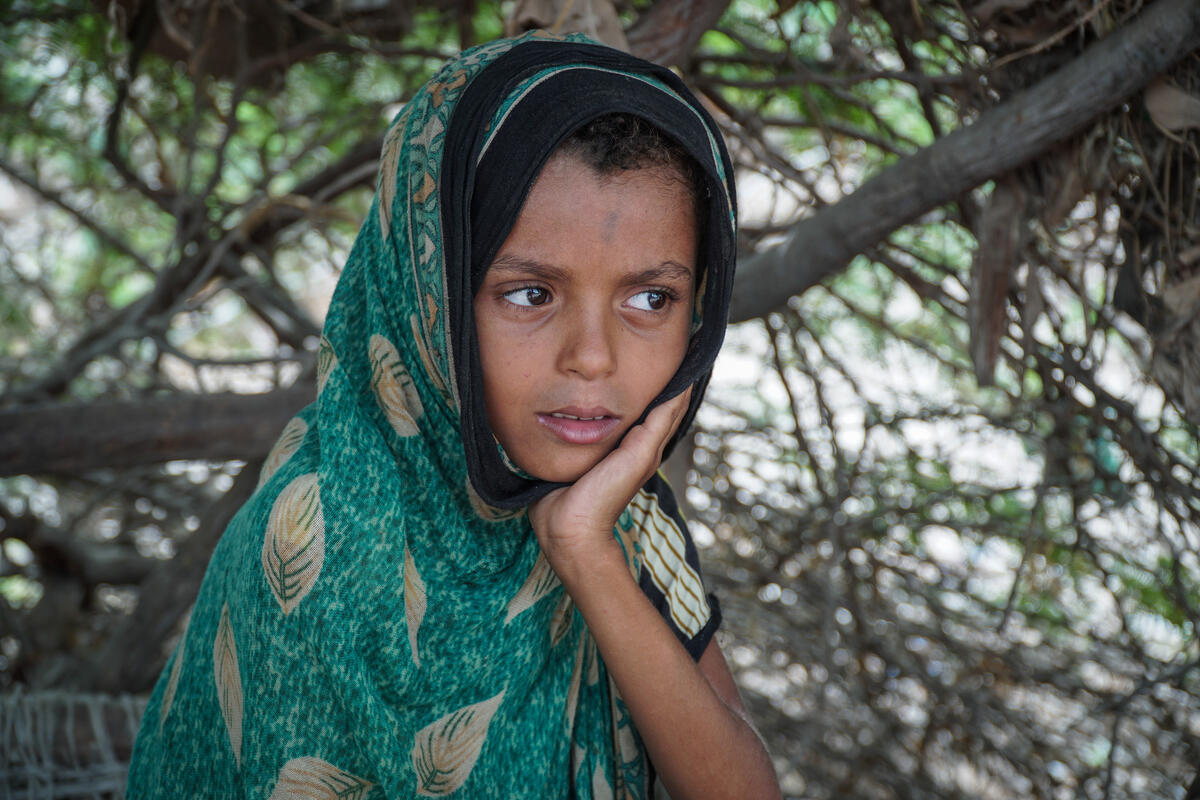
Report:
128,32,736,798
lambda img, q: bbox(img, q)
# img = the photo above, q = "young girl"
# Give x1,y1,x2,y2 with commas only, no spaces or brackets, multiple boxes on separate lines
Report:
127,32,781,799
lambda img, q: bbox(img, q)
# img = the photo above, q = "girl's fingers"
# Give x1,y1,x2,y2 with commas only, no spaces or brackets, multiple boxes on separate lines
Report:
643,389,691,440
648,388,692,457
616,388,692,484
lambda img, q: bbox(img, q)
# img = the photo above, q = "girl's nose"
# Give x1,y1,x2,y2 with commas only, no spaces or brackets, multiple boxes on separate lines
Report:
557,306,617,379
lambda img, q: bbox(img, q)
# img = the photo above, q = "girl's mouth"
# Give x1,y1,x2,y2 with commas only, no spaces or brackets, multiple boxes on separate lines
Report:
536,409,621,445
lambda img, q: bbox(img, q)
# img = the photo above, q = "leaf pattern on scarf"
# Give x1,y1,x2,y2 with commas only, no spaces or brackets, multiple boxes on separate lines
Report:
258,416,308,489
369,333,424,437
409,314,451,405
549,590,574,647
505,552,559,623
316,335,338,396
428,71,467,109
262,473,325,615
418,231,437,267
585,635,599,686
413,172,436,204
592,763,616,800
611,694,644,799
269,756,375,800
456,38,514,70
377,108,410,239
158,637,185,729
411,690,505,796
404,543,427,667
213,602,243,767
564,635,585,733
571,743,587,787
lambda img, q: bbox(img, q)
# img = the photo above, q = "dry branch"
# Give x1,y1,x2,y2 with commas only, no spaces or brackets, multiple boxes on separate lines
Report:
729,0,1200,322
627,0,731,65
0,389,310,477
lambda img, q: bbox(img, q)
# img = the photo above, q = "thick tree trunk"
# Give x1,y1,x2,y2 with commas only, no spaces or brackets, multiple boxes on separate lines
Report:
0,390,309,476
729,0,1200,322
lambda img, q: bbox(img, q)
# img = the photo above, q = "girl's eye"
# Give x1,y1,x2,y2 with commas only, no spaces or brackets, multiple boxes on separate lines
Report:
503,287,550,307
628,289,673,312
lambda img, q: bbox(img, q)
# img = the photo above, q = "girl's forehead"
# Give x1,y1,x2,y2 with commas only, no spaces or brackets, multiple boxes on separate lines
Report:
487,156,698,276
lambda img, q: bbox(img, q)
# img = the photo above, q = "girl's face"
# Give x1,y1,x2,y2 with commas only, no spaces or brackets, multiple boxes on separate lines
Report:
474,153,697,483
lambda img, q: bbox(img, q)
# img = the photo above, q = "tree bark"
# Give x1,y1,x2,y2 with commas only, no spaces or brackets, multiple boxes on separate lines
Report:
728,0,1200,322
627,0,731,66
0,389,310,476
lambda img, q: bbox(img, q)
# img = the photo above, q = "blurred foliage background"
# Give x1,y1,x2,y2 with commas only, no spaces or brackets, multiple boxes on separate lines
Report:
1,0,1199,797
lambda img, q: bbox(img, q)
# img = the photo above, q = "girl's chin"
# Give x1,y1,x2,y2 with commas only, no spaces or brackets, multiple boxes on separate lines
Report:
514,449,609,485
525,463,596,485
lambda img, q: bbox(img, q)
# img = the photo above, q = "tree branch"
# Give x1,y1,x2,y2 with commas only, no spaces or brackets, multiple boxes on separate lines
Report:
1,135,379,404
729,0,1200,323
0,158,155,274
0,388,311,477
627,0,731,66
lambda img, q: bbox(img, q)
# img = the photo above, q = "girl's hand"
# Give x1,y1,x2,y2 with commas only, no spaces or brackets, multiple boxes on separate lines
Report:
529,388,691,573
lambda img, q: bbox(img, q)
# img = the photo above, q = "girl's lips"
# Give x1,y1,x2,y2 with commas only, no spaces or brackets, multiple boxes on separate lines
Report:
536,412,621,445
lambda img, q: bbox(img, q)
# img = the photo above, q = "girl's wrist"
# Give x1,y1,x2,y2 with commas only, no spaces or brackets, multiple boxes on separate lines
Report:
546,535,630,595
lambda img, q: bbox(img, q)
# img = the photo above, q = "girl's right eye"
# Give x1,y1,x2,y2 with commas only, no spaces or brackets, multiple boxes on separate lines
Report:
502,286,551,307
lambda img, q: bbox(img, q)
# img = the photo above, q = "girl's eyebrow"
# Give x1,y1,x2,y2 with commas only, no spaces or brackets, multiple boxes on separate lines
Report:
487,256,694,285
627,262,694,286
487,255,570,282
